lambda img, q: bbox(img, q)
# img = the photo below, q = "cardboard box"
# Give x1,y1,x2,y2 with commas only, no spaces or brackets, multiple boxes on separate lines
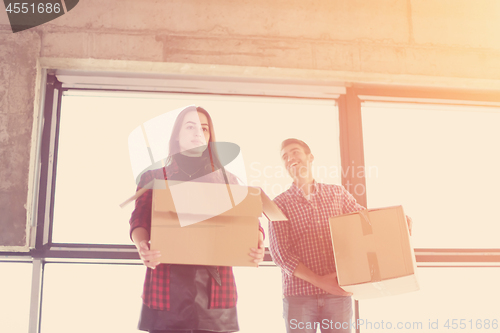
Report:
150,179,286,267
329,206,419,299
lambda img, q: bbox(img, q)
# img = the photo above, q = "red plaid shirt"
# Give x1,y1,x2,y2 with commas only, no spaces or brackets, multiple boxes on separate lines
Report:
269,181,365,296
129,161,262,310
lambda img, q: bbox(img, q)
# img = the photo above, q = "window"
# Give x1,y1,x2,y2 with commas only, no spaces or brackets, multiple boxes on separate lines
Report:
41,263,144,333
0,262,32,333
233,266,284,333
361,100,500,248
358,267,500,333
355,91,500,333
53,91,340,246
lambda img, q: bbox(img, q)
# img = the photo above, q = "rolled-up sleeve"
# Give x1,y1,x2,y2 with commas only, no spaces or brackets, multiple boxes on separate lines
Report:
340,185,365,214
268,198,300,276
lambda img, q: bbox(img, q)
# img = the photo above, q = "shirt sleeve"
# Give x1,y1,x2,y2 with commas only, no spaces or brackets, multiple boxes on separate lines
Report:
340,185,365,214
268,197,300,276
259,225,265,240
129,171,154,240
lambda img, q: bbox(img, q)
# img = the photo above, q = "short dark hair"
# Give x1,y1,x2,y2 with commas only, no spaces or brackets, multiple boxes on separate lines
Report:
280,138,311,154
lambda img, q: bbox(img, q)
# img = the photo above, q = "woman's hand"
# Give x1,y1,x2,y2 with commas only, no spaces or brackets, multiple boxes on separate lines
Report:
249,231,265,265
137,240,161,269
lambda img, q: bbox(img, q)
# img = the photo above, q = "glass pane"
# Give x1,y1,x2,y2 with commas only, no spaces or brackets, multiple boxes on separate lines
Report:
362,102,500,248
41,263,145,333
358,267,500,333
53,92,340,245
233,266,284,333
41,263,287,333
0,262,32,333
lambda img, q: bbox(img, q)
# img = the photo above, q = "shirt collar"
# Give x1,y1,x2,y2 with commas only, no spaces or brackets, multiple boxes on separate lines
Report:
290,180,319,198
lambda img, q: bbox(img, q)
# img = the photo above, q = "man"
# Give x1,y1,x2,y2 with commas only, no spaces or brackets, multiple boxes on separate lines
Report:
269,138,412,333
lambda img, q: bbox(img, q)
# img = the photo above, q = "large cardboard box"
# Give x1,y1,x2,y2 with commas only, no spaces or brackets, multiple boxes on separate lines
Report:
150,179,286,267
329,206,419,299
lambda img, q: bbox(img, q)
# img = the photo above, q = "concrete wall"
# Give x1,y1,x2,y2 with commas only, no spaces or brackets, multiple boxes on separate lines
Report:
0,30,40,247
1,0,500,248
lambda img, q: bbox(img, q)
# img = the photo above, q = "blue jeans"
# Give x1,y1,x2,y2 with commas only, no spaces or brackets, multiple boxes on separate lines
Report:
283,294,353,333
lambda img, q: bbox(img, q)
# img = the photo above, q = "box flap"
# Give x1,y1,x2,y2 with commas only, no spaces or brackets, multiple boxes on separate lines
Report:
258,188,288,221
152,180,263,226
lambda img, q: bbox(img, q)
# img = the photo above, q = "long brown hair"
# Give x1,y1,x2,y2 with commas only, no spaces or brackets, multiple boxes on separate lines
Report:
165,106,224,172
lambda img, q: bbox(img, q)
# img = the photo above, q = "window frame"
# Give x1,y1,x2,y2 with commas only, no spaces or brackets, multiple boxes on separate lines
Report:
347,83,500,260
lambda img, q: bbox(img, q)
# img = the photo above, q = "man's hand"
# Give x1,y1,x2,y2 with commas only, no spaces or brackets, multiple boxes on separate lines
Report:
406,215,413,236
249,231,265,265
294,263,352,297
137,240,161,269
315,273,352,297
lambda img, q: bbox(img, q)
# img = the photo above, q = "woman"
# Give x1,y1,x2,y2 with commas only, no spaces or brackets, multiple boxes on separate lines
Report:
129,106,265,333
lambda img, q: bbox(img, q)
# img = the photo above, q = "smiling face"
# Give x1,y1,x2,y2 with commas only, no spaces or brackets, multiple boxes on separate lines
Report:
281,143,314,180
177,111,211,156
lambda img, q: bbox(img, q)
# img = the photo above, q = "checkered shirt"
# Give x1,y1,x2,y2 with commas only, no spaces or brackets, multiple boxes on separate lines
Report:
269,181,365,296
129,161,262,310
